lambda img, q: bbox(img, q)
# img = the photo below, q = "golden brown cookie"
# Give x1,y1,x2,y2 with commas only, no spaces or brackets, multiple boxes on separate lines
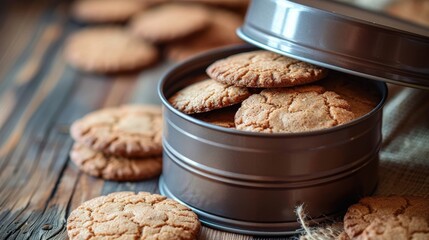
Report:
319,74,379,118
70,143,162,181
344,196,429,240
71,0,146,23
67,191,201,240
207,50,328,88
235,85,355,133
169,79,251,114
166,8,243,61
70,105,162,158
130,4,210,43
64,27,158,73
193,105,239,128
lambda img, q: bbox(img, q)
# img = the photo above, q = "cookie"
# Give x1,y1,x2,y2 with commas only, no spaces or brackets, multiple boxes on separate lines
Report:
207,50,328,88
169,79,251,114
319,74,379,118
235,85,355,133
166,8,243,61
64,27,158,73
70,105,162,158
193,105,239,128
70,143,162,181
67,191,200,240
71,0,146,23
130,4,210,43
344,196,429,240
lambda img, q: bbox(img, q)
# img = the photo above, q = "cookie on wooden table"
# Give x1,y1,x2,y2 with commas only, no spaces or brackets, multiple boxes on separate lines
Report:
72,0,146,23
64,27,158,73
207,50,328,88
70,143,162,181
344,196,429,240
67,191,201,240
70,105,162,158
166,8,243,61
130,4,210,43
169,79,251,114
235,85,355,133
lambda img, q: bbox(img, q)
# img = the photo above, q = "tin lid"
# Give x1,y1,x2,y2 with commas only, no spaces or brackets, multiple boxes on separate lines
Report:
237,0,429,89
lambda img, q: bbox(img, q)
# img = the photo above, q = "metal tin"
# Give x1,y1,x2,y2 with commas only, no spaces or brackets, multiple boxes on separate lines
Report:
238,0,429,89
158,45,387,236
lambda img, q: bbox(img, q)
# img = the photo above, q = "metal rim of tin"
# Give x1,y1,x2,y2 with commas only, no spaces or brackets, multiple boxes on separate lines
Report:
158,44,387,139
158,44,388,236
238,0,429,90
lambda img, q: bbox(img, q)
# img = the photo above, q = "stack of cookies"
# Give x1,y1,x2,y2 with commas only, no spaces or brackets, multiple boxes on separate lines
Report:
69,105,163,181
169,50,378,133
64,0,247,73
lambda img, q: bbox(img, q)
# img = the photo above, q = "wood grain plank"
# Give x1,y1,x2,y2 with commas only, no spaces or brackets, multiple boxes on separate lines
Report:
0,1,68,144
0,62,76,240
15,24,62,86
200,228,254,240
0,0,56,83
0,27,68,140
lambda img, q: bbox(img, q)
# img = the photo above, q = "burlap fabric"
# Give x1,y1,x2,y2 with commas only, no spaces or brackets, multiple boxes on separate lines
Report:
299,84,429,239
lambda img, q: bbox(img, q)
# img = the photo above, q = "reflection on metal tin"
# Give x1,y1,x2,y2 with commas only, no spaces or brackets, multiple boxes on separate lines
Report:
238,0,429,89
158,45,387,236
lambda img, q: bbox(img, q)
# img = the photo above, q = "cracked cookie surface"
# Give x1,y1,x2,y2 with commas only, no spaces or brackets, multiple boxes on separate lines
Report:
169,79,251,114
65,27,158,73
70,105,162,158
206,50,328,88
130,4,210,43
235,85,355,133
344,196,429,240
67,191,201,240
70,143,162,181
319,74,379,118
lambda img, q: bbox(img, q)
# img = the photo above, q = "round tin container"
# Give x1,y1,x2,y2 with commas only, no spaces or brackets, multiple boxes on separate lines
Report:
158,45,387,235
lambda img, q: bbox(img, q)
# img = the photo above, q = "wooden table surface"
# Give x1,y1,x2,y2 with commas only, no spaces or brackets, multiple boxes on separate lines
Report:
0,1,294,239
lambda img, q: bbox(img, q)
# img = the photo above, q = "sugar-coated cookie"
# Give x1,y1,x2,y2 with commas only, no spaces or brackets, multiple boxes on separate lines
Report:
207,50,328,88
67,192,200,240
169,79,251,114
235,85,355,133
